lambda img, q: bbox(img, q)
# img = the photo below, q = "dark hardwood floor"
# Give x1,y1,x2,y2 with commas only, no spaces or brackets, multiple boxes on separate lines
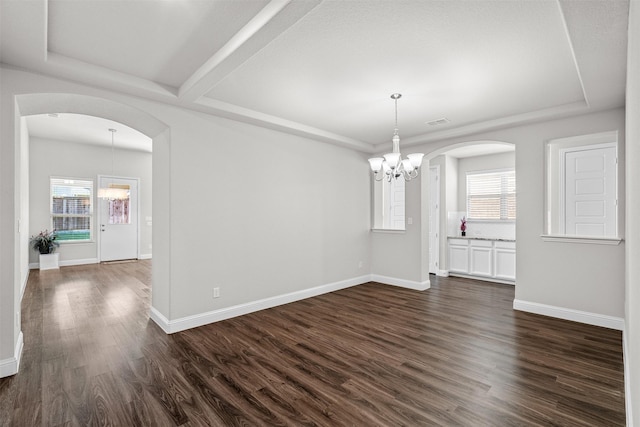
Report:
0,261,626,426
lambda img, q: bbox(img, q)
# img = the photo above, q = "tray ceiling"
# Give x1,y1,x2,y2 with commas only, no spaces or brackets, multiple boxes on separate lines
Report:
0,0,630,152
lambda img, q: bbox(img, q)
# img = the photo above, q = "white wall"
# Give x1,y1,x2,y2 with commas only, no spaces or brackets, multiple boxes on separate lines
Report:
19,119,29,294
166,112,371,319
28,137,153,265
0,85,21,372
370,173,427,287
625,0,640,424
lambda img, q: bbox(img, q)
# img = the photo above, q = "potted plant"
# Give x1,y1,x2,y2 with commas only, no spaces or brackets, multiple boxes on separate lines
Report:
31,229,60,270
460,217,467,237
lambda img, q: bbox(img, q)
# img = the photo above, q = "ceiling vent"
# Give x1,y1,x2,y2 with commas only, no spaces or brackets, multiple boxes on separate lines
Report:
426,117,450,126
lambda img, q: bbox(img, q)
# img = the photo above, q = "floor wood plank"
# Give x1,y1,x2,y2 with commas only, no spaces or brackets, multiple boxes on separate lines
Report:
0,262,626,426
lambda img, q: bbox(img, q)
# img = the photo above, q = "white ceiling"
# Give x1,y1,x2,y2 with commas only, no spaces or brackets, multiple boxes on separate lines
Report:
26,114,153,152
0,0,630,154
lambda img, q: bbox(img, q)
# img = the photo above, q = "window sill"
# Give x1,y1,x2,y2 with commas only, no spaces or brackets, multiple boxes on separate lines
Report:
371,228,406,234
540,235,623,245
59,240,95,245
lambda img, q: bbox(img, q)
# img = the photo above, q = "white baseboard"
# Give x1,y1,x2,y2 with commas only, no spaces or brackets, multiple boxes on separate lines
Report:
449,272,515,285
0,332,23,378
437,269,449,277
139,254,152,260
151,275,371,334
149,307,171,334
623,329,634,427
60,258,98,267
30,258,98,269
370,274,430,291
513,299,624,331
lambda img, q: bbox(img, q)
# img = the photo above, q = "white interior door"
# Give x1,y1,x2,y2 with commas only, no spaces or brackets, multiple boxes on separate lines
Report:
99,176,139,261
384,177,405,229
429,166,440,274
563,145,617,237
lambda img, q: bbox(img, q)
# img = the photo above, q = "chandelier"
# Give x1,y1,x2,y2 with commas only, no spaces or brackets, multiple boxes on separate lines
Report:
97,128,129,200
368,93,424,181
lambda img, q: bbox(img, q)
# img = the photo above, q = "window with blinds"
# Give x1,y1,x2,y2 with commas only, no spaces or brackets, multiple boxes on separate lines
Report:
51,178,93,242
466,169,516,220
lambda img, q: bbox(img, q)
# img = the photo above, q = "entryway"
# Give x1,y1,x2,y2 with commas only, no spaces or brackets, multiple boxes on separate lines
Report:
98,176,139,262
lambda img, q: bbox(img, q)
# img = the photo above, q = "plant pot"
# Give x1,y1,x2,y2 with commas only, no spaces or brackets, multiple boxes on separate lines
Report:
461,231,466,236
39,253,59,270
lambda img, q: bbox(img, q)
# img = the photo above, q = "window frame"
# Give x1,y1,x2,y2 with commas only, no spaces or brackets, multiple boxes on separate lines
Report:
466,168,516,221
543,131,621,243
50,177,94,243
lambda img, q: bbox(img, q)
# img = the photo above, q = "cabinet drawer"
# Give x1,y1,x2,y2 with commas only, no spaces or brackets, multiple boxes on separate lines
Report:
448,238,468,246
469,240,493,248
495,241,516,249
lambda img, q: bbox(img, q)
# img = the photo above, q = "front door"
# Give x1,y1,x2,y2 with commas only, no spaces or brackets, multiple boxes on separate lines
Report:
99,176,139,261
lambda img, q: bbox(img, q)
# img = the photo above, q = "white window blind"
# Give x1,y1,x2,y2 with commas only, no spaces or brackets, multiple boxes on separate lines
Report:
50,178,93,242
466,170,515,220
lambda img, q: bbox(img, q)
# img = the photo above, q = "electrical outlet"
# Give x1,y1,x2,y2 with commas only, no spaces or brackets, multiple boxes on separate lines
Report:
213,287,220,298
358,261,363,269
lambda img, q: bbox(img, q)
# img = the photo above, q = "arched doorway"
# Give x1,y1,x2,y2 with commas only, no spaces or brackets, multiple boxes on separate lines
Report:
423,140,516,283
3,93,171,376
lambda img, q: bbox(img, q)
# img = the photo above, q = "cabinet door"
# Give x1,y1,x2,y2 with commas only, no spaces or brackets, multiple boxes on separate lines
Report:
470,246,492,277
494,248,516,281
449,245,469,273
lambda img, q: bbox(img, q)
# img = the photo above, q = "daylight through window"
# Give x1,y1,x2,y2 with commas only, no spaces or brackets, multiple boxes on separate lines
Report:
51,178,93,242
466,170,515,220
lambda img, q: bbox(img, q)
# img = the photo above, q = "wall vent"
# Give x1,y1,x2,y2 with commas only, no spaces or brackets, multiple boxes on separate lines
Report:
426,118,450,126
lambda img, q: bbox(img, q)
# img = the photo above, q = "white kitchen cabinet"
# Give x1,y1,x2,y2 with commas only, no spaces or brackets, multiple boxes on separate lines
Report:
493,241,516,281
448,238,469,273
469,240,493,277
447,238,515,283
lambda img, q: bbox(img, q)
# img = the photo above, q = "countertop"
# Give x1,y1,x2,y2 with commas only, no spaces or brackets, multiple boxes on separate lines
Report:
447,236,516,242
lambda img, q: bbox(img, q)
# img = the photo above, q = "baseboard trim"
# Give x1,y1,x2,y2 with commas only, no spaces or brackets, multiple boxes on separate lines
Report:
30,258,99,269
152,275,371,334
370,274,431,291
623,329,634,427
0,332,23,378
449,272,514,285
513,299,624,330
437,269,450,277
139,254,152,260
60,258,98,267
149,307,171,334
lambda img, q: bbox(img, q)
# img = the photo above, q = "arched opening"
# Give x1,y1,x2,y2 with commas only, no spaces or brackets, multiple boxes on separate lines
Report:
7,93,171,375
423,140,516,285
